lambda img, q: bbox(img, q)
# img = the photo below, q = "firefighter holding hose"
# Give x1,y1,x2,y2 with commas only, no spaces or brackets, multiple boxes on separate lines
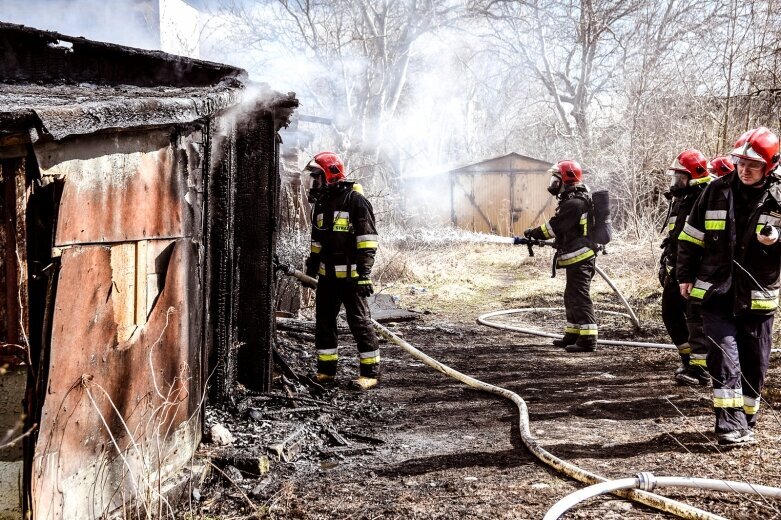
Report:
659,149,712,386
524,160,598,352
677,127,781,445
302,152,381,390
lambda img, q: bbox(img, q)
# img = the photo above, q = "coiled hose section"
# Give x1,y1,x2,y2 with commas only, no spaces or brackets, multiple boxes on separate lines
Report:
282,266,724,519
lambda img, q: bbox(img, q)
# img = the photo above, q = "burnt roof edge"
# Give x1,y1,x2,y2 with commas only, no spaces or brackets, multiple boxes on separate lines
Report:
0,21,247,87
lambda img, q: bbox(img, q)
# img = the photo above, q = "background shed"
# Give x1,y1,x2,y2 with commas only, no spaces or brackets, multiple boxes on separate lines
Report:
448,153,555,236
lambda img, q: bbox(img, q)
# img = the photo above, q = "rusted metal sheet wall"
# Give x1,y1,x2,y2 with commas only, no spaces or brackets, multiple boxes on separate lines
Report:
29,129,204,520
450,154,555,235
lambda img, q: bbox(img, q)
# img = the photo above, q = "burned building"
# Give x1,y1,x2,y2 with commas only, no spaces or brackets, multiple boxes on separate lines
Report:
0,22,297,519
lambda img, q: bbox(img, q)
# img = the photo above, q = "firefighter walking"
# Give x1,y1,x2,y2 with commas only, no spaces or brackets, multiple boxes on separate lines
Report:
302,152,381,390
526,160,598,352
659,149,712,385
677,127,781,445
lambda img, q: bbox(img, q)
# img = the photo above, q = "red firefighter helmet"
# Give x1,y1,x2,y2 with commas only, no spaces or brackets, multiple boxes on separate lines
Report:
709,155,734,177
668,149,709,181
554,160,583,185
305,151,345,184
731,127,780,175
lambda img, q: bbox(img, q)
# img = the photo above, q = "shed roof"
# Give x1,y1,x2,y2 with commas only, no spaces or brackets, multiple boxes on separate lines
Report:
446,152,552,175
0,22,298,142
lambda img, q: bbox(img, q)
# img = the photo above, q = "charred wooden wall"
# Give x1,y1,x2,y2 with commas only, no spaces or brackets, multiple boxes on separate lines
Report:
206,108,284,401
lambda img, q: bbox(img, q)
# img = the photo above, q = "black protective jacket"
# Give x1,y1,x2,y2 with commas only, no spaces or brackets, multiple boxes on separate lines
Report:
660,185,707,277
677,173,781,314
306,182,378,280
529,187,595,267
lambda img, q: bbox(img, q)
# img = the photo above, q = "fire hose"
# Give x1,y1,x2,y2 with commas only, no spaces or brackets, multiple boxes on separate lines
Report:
486,238,781,353
273,260,730,519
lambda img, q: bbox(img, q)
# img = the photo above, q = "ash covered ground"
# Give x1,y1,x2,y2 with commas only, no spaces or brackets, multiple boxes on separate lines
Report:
184,242,781,519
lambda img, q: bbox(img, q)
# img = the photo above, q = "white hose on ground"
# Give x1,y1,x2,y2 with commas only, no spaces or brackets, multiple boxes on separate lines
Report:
544,472,781,520
281,267,724,518
479,308,678,349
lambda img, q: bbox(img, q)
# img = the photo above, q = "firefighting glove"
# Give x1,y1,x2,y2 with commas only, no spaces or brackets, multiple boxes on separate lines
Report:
758,225,780,245
355,275,374,297
523,228,534,238
658,263,667,287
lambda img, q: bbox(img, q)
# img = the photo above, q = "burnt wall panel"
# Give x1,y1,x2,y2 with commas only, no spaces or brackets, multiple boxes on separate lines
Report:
234,113,277,392
206,123,237,403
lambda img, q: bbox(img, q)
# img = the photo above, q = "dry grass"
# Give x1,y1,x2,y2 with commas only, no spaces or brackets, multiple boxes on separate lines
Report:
374,226,663,324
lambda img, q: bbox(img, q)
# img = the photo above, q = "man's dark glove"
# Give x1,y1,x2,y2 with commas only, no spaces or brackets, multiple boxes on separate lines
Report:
355,275,374,297
523,228,534,238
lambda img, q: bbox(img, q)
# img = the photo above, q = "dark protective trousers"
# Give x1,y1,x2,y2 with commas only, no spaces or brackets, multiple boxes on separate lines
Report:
661,275,690,349
686,301,709,369
701,307,773,433
315,277,380,378
563,257,597,339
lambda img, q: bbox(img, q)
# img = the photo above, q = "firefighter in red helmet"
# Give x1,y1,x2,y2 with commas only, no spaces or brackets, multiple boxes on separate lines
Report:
525,160,598,352
302,152,380,390
659,149,712,386
709,155,734,177
678,127,781,445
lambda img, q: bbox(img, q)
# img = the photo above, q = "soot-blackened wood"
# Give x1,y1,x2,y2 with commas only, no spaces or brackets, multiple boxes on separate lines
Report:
234,112,277,392
207,122,238,404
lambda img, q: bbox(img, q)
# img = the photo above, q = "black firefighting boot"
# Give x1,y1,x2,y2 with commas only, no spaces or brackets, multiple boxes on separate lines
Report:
674,353,690,376
565,337,597,353
552,333,578,348
675,365,709,386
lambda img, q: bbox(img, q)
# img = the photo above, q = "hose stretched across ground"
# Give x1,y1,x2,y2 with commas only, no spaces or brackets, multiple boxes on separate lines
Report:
544,473,781,520
277,265,725,519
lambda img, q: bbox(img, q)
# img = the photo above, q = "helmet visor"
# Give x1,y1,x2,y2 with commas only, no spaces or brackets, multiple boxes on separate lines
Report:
667,170,689,190
547,174,562,195
731,144,766,164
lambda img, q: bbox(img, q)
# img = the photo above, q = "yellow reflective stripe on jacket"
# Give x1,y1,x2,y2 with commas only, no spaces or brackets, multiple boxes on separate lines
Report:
316,213,324,228
311,241,322,253
318,263,326,276
750,289,779,310
557,247,595,266
580,212,588,237
333,211,350,232
317,348,338,362
705,220,725,230
667,215,676,232
679,222,705,247
334,264,359,278
359,349,380,365
689,279,711,300
541,222,554,239
356,234,379,250
743,396,760,415
713,388,743,408
677,342,691,355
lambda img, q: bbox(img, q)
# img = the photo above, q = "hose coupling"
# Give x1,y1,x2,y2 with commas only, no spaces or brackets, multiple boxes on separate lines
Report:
636,472,657,492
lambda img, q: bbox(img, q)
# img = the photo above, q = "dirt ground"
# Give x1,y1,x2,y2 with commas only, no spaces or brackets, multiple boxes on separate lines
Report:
190,238,781,520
